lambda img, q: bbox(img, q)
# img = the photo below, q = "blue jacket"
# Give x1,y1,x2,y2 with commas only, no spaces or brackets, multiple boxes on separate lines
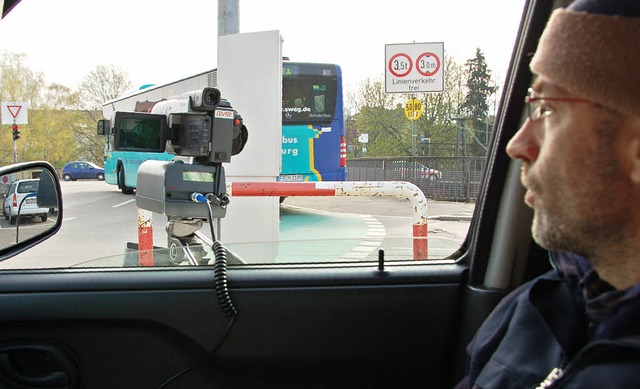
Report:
456,252,640,388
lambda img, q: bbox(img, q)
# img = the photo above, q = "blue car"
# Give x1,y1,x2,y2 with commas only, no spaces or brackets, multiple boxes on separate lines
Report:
61,161,105,181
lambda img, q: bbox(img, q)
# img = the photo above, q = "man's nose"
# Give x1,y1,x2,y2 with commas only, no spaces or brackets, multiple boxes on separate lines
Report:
506,119,540,163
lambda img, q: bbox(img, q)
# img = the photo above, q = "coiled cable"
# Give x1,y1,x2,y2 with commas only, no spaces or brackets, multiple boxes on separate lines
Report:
157,192,237,388
212,239,237,317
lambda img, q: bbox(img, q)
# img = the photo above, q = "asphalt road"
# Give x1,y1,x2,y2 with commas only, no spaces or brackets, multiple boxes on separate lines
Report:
281,196,475,261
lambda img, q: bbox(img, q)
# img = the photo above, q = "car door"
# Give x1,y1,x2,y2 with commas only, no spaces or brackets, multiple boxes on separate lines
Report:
0,0,555,388
76,162,89,179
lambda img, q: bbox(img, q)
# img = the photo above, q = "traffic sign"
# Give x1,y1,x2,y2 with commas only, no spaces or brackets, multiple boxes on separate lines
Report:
385,42,444,93
404,98,423,121
1,102,28,125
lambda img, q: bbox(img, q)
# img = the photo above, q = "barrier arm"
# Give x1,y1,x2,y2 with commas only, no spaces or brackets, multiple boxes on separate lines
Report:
226,181,428,259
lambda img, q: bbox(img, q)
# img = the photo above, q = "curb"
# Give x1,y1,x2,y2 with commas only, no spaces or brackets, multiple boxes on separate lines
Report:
429,215,473,222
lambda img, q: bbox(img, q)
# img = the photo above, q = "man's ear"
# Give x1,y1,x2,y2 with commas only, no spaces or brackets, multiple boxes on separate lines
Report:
630,120,640,184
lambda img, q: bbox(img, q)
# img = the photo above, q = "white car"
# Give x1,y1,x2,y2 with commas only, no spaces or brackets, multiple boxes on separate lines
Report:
2,179,49,225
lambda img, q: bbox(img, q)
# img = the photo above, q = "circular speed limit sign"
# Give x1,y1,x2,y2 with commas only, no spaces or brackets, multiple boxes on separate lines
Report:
404,98,423,121
416,52,441,77
388,53,413,78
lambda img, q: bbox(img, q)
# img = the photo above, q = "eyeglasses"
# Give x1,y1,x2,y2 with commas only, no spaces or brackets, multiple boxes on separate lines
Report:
525,88,594,121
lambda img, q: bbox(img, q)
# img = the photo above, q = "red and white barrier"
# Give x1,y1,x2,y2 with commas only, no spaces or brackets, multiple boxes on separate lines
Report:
227,181,429,259
137,208,154,266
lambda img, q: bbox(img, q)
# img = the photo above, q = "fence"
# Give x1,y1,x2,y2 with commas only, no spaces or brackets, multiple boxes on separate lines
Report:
346,156,486,202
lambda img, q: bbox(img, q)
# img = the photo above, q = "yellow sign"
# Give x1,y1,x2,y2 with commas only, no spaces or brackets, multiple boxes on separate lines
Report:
404,98,423,121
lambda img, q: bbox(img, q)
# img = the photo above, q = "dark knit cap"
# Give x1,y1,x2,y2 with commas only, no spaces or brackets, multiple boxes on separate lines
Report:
568,0,640,16
530,0,640,117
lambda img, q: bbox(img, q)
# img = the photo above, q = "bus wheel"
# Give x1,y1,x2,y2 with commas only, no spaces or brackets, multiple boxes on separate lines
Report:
118,168,134,195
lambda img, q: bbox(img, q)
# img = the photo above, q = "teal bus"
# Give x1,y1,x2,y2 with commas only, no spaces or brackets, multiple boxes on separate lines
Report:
100,61,347,194
98,113,173,194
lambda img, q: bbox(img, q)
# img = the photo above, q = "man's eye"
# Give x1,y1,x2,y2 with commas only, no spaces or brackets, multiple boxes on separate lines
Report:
539,105,553,117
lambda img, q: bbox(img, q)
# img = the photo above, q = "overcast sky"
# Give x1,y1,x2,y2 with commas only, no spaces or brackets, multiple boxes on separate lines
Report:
0,0,527,95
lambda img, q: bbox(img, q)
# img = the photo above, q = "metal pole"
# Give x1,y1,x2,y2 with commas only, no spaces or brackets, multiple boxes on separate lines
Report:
218,0,240,36
412,120,416,156
411,94,416,156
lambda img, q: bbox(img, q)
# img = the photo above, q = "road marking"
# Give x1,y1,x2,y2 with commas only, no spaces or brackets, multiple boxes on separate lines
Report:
113,199,135,208
340,215,385,260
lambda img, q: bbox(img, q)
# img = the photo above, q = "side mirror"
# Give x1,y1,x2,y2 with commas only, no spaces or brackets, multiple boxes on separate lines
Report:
97,119,110,135
0,161,62,261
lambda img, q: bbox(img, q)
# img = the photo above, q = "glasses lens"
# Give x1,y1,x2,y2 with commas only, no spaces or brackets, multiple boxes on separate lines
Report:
529,99,540,121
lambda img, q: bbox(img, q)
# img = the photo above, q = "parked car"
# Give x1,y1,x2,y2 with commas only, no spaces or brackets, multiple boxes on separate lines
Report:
2,178,49,225
417,163,443,180
391,161,443,181
61,161,105,181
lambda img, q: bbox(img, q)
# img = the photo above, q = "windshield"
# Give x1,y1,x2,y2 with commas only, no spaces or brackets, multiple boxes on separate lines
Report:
0,0,526,269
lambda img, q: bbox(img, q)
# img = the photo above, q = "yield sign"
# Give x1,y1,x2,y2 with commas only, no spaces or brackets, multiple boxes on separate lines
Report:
1,102,28,125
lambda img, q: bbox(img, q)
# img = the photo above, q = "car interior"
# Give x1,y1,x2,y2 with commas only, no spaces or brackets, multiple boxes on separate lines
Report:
0,0,562,388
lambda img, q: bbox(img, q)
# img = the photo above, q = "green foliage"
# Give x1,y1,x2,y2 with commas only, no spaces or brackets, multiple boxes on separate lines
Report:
3,48,500,165
347,78,412,157
74,65,132,163
0,51,47,164
461,48,498,156
462,48,497,120
0,52,132,167
347,57,477,158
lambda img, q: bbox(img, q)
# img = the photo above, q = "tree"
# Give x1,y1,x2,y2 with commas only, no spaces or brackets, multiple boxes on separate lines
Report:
0,51,49,164
0,52,126,166
413,57,468,156
74,65,133,164
78,65,132,112
21,83,78,167
347,77,411,156
461,48,497,156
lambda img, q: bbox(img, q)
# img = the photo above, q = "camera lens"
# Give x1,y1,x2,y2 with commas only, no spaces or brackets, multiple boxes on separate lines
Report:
204,90,219,105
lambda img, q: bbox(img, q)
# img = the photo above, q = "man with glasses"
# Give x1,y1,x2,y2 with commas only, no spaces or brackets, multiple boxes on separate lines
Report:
456,0,640,387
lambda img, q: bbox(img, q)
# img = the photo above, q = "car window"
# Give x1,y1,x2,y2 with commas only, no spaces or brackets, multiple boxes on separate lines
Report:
17,181,38,193
0,0,527,269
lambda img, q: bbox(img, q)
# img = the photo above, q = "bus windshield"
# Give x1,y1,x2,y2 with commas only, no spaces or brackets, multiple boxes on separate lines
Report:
283,74,338,123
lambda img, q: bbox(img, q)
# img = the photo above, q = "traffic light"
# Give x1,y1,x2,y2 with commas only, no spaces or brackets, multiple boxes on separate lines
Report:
12,124,20,140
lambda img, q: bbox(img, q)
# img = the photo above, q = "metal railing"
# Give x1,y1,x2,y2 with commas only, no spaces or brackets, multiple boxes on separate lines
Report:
346,156,485,202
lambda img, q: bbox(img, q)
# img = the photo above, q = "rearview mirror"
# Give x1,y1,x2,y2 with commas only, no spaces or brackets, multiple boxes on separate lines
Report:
97,119,110,135
0,161,62,261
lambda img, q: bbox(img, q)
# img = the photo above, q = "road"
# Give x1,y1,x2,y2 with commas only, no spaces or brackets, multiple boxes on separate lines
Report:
0,181,475,268
281,196,474,261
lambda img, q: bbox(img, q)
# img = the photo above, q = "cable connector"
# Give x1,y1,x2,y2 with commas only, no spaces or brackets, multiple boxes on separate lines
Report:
206,193,230,208
190,192,207,203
